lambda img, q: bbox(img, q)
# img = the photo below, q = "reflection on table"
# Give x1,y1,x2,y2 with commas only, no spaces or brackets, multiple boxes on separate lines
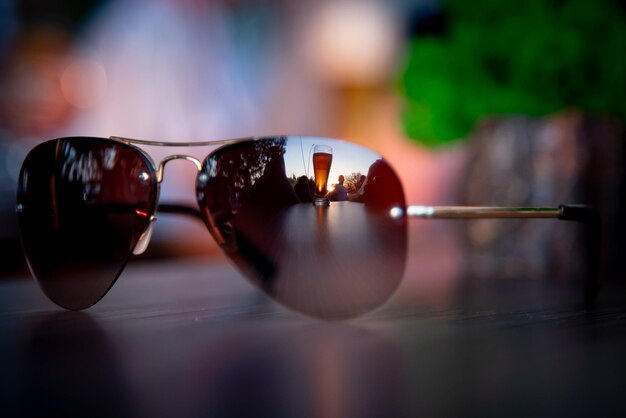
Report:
1,257,626,418
3,311,405,418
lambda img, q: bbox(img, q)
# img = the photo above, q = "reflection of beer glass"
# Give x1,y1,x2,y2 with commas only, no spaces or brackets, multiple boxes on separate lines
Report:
313,145,333,205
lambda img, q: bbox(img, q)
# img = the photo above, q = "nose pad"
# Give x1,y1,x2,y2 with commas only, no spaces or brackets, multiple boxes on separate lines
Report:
133,218,156,255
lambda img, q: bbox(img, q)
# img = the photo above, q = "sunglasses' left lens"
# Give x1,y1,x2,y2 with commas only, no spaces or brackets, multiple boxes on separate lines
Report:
17,138,157,310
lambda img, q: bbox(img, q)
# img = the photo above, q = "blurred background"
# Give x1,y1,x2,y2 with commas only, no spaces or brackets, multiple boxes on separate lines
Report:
1,0,625,296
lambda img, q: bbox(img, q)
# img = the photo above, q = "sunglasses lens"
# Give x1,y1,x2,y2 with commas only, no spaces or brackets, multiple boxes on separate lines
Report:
197,136,407,318
17,138,157,310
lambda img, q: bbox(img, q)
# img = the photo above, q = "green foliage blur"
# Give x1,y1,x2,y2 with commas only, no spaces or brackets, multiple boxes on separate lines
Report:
399,0,626,147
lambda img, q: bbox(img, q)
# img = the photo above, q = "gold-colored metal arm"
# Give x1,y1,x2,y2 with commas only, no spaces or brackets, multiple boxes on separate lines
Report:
404,206,561,219
109,135,256,147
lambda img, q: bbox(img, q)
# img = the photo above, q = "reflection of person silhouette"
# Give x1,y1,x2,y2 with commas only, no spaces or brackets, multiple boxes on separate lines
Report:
358,160,405,210
327,175,348,201
356,174,366,191
246,151,299,212
349,174,367,202
233,151,298,286
294,175,315,203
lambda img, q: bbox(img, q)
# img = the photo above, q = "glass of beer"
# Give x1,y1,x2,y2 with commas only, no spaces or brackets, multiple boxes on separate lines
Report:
313,144,332,205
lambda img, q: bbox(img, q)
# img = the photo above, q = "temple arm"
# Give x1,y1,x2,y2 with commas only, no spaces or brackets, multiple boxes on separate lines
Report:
406,204,601,305
404,205,561,219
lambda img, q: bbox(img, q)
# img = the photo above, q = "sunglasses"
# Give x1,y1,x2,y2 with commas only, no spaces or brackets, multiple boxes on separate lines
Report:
16,136,601,318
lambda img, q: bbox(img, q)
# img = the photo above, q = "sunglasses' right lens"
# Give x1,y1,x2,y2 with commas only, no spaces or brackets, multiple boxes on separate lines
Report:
17,138,157,310
197,136,407,318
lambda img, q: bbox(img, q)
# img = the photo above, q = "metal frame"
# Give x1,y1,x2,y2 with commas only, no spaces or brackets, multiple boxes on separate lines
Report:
16,135,601,309
109,135,251,147
405,205,561,219
108,135,570,220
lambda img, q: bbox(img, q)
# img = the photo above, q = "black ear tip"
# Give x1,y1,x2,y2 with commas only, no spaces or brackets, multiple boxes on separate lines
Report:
558,204,601,225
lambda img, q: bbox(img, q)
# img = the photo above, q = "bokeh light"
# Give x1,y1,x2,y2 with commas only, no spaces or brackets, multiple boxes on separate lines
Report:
303,0,399,86
60,58,107,109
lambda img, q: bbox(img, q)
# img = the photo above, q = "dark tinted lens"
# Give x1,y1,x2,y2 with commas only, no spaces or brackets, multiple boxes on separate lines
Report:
197,136,406,318
17,138,157,310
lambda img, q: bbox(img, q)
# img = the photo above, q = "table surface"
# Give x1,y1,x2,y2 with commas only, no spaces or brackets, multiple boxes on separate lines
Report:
1,234,626,418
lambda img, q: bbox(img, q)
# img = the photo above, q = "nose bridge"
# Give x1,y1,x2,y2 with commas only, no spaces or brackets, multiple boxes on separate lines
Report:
157,154,203,183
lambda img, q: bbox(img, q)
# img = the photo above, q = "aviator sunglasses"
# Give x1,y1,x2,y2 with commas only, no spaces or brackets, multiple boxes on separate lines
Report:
16,136,601,318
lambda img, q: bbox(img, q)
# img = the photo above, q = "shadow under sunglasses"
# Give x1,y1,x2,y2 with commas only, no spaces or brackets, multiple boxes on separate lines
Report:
16,136,407,318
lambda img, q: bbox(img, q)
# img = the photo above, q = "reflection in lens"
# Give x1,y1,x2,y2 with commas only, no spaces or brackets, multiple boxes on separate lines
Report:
313,144,333,197
17,138,157,310
197,136,407,318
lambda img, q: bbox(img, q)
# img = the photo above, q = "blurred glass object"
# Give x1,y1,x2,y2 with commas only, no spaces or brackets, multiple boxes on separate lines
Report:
302,0,400,87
